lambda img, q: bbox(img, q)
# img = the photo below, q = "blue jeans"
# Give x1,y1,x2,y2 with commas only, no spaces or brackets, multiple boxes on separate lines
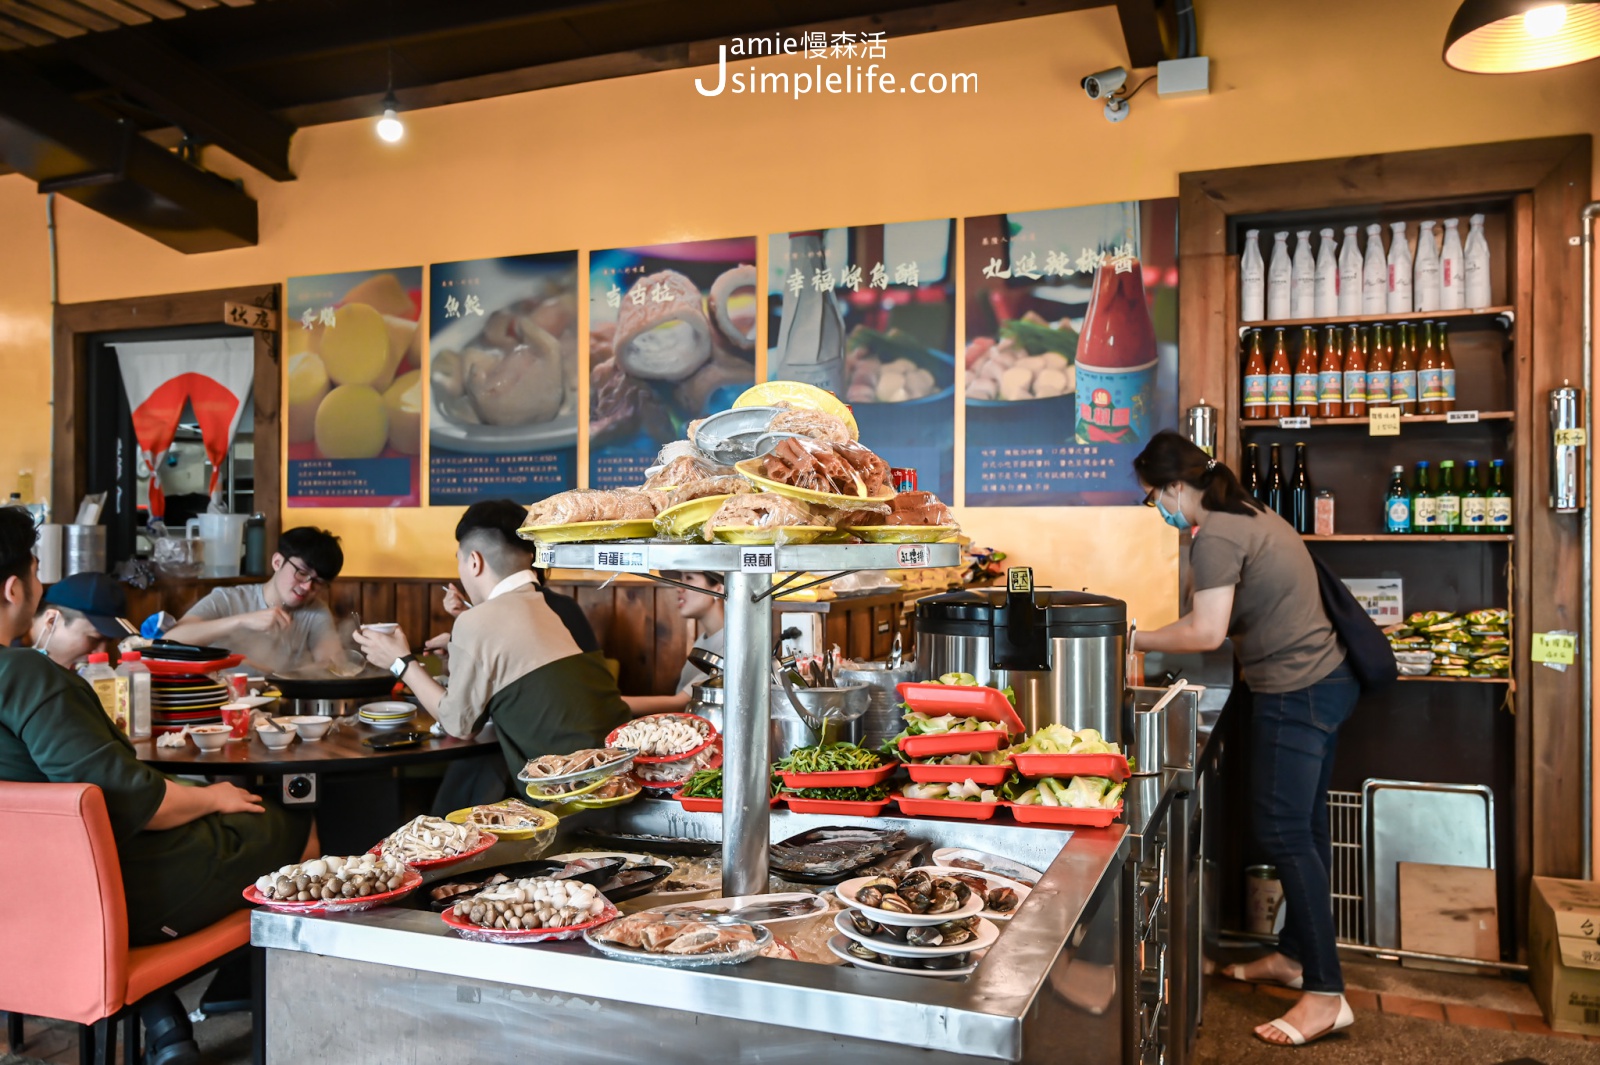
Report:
1249,661,1358,994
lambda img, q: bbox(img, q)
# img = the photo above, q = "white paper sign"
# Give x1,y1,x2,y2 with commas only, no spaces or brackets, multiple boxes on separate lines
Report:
1446,410,1480,424
593,546,649,573
896,544,933,568
1342,577,1403,625
534,542,554,569
1279,416,1312,429
739,547,776,573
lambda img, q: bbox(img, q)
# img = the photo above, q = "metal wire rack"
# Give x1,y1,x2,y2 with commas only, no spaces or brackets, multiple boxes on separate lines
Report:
1327,789,1364,944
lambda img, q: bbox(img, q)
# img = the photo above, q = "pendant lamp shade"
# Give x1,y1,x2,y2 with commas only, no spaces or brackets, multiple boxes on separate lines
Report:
1444,1,1600,72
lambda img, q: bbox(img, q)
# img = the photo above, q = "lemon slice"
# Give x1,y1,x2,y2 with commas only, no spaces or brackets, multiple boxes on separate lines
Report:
733,382,858,439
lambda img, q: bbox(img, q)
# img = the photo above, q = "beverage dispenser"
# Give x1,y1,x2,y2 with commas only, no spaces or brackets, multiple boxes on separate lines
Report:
915,568,1128,741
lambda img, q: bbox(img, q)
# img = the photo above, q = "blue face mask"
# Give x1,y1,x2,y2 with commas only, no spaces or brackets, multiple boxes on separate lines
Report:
1155,488,1192,531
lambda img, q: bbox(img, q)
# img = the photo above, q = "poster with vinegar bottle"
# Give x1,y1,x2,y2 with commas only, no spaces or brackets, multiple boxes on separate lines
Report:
964,199,1178,506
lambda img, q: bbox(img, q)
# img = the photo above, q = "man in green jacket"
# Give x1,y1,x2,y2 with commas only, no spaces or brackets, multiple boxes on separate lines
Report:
0,507,310,1065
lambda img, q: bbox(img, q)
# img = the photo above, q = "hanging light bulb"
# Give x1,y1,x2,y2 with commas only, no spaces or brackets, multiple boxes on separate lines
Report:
376,92,404,143
1443,1,1600,73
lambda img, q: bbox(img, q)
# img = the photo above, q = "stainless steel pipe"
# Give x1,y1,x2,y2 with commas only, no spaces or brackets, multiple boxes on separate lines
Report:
1582,201,1598,879
721,569,773,896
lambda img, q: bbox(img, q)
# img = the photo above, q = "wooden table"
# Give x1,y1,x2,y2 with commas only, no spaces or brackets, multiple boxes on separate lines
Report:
131,713,500,774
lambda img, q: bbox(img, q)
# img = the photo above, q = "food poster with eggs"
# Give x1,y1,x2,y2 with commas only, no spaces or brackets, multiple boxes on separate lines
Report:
427,253,579,505
964,199,1178,506
285,268,424,507
766,220,957,502
589,239,759,489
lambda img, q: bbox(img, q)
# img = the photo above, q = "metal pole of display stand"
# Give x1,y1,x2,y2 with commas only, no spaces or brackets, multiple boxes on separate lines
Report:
722,569,773,897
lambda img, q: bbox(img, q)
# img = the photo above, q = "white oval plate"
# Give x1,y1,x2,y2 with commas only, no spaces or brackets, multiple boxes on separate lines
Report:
826,933,978,978
919,866,1032,921
835,875,984,927
931,847,1043,886
834,910,999,957
652,892,829,928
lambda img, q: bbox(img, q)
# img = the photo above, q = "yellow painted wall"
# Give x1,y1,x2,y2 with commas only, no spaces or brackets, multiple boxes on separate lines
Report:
3,0,1600,638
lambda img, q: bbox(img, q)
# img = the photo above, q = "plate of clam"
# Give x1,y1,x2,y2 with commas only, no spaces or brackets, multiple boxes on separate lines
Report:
834,869,984,926
833,909,999,957
918,865,1029,921
825,934,979,978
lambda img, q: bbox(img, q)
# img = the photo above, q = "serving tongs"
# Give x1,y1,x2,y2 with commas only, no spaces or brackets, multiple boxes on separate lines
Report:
690,406,785,465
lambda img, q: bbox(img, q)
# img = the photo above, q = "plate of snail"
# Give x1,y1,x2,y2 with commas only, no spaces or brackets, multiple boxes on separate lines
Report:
917,865,1030,921
834,869,985,927
833,909,1000,957
825,934,979,978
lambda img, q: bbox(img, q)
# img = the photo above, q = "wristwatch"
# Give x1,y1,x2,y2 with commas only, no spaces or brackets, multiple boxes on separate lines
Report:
390,653,418,679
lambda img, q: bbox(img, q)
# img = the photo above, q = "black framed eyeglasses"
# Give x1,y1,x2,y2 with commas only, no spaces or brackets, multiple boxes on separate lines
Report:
287,560,327,590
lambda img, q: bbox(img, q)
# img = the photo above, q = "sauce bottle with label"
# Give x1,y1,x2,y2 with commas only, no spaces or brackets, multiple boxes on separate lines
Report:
1436,321,1456,413
1417,320,1443,415
83,653,129,734
1266,328,1293,418
1074,255,1158,446
1341,323,1366,417
1364,326,1391,408
1318,326,1343,418
1293,326,1319,417
1391,323,1418,415
1242,329,1267,417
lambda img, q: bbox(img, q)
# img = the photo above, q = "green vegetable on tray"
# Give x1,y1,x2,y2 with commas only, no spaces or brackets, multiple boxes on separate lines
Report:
680,768,785,799
1012,724,1121,757
774,742,885,775
782,784,892,802
1004,775,1126,809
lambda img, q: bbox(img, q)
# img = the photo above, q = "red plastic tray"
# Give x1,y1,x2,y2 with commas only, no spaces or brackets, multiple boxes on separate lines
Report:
1005,801,1123,827
780,796,893,816
904,761,1013,786
897,730,1009,758
674,791,781,813
896,682,1026,735
606,713,719,765
1010,752,1130,782
892,796,1003,821
144,655,246,676
370,828,500,870
778,763,897,789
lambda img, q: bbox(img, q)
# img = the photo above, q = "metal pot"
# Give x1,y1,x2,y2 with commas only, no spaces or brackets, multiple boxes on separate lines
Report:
835,661,919,751
267,671,398,716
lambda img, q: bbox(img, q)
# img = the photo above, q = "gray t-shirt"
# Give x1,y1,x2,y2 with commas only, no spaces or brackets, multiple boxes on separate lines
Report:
1190,506,1344,694
677,626,726,695
183,583,338,664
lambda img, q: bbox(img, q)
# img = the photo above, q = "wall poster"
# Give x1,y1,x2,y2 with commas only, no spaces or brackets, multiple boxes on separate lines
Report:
767,220,957,502
589,238,758,489
428,252,579,506
964,200,1178,506
286,267,423,507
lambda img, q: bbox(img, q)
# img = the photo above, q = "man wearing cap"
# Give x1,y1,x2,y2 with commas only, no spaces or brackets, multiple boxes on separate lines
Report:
25,572,135,669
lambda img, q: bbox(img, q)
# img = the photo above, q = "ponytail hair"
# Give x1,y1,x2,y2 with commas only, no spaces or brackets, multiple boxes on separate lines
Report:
1132,430,1264,517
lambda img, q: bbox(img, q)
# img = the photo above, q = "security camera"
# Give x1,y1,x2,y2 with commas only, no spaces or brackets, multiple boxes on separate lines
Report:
1081,67,1128,100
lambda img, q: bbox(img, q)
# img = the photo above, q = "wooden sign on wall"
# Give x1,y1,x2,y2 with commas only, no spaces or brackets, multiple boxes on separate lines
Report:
223,302,278,331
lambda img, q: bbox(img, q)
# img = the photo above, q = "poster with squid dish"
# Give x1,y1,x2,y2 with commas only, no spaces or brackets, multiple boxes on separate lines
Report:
427,252,579,506
767,220,957,502
963,199,1178,506
589,238,759,488
285,267,423,507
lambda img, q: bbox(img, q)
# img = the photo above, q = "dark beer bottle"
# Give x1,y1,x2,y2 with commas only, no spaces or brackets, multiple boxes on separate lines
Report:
1290,442,1313,533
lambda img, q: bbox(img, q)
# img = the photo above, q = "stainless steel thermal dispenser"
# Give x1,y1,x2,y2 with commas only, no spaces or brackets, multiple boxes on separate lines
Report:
1551,384,1584,513
915,577,1128,742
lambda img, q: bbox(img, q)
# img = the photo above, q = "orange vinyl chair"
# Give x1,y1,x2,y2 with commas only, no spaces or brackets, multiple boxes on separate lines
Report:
0,782,254,1065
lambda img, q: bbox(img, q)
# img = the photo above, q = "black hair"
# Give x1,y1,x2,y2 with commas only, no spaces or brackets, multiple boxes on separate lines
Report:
0,506,38,587
277,526,344,581
455,500,534,576
1132,430,1263,517
660,570,724,589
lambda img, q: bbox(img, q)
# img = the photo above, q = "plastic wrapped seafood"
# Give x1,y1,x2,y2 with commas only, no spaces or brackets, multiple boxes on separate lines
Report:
703,494,823,539
522,488,661,526
761,437,891,497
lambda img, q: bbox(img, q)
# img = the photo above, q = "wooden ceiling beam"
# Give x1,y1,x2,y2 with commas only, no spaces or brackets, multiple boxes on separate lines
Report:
22,0,123,32
1114,0,1164,68
70,0,153,24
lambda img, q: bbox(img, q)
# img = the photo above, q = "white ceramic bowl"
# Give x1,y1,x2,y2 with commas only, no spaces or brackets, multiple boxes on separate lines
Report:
189,725,232,752
277,715,334,741
360,623,399,634
256,721,298,749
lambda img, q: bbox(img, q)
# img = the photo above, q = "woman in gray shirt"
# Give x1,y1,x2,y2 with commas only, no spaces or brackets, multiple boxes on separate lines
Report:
1132,431,1356,1048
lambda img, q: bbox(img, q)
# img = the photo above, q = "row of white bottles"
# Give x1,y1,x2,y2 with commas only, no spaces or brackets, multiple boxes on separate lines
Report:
1241,214,1492,322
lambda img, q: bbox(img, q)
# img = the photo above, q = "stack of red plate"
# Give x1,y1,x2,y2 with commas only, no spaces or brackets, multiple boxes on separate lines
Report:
150,675,230,730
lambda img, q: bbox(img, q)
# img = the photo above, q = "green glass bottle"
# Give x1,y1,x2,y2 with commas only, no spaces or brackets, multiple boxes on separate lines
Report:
1460,460,1487,532
1487,459,1512,531
1435,459,1459,532
1411,460,1437,532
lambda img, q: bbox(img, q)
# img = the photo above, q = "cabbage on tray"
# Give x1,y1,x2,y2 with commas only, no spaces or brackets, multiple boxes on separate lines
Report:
1005,775,1126,809
901,780,1004,803
1011,724,1121,756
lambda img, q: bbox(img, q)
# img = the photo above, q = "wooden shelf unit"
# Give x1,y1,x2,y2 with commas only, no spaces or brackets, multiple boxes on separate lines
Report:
1241,411,1515,428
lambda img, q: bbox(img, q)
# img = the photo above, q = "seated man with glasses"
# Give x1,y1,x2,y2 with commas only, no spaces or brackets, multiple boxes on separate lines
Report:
165,526,346,669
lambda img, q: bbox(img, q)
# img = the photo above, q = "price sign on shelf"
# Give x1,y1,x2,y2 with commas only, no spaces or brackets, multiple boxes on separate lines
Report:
739,547,776,573
1369,407,1401,437
897,544,933,568
1555,428,1588,447
593,546,649,573
1532,631,1577,666
1446,410,1480,424
1278,416,1311,430
533,542,554,569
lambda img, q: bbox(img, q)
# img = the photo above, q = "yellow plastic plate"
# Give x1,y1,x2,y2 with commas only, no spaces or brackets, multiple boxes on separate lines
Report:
845,525,960,544
711,525,831,546
445,801,560,841
525,774,614,803
653,494,736,538
517,519,657,544
566,781,644,810
734,458,896,509
732,382,859,439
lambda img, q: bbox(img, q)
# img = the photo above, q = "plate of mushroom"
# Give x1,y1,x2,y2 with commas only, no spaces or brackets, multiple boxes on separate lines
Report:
245,854,421,913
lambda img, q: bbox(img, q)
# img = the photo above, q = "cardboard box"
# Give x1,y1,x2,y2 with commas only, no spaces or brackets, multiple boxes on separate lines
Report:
1528,876,1600,1035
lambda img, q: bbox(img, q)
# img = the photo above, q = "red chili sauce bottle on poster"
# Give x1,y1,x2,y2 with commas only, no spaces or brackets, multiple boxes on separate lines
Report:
1074,256,1158,445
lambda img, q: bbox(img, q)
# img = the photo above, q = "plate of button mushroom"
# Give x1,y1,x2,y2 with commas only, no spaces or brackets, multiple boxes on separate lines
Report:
372,815,499,869
245,854,421,913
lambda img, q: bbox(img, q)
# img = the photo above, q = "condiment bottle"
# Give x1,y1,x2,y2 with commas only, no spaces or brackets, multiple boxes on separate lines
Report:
1413,221,1442,312
1266,328,1293,418
1242,329,1267,417
117,651,153,740
1361,223,1388,314
1293,326,1319,417
1240,229,1265,322
1391,323,1418,415
1464,213,1492,310
1365,325,1392,408
1267,231,1292,320
1437,321,1456,412
1314,488,1336,536
1291,442,1313,534
1243,441,1264,500
1318,325,1343,418
1417,320,1443,415
1075,256,1158,445
83,653,129,734
1314,228,1339,318
1386,221,1413,313
1337,225,1362,316
1342,323,1367,417
1266,443,1287,519
1291,231,1316,319
1440,218,1465,310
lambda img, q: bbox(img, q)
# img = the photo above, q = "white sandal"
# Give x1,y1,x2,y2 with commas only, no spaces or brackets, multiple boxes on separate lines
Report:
1255,994,1355,1047
1223,963,1304,990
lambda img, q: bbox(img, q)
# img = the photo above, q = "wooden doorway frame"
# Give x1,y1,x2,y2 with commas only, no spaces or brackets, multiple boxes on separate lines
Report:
51,284,282,549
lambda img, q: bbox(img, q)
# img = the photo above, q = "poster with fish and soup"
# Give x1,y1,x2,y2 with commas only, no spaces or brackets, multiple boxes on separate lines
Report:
285,267,424,507
427,252,580,506
588,238,759,489
963,199,1179,506
766,220,957,502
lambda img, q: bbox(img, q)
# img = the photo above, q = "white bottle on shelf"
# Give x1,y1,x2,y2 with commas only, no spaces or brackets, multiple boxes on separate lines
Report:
1267,231,1292,320
1291,230,1316,319
1361,223,1387,314
1439,218,1465,310
1337,226,1362,315
1240,229,1265,322
1386,221,1412,313
1314,228,1339,317
1464,213,1492,309
1413,220,1441,312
